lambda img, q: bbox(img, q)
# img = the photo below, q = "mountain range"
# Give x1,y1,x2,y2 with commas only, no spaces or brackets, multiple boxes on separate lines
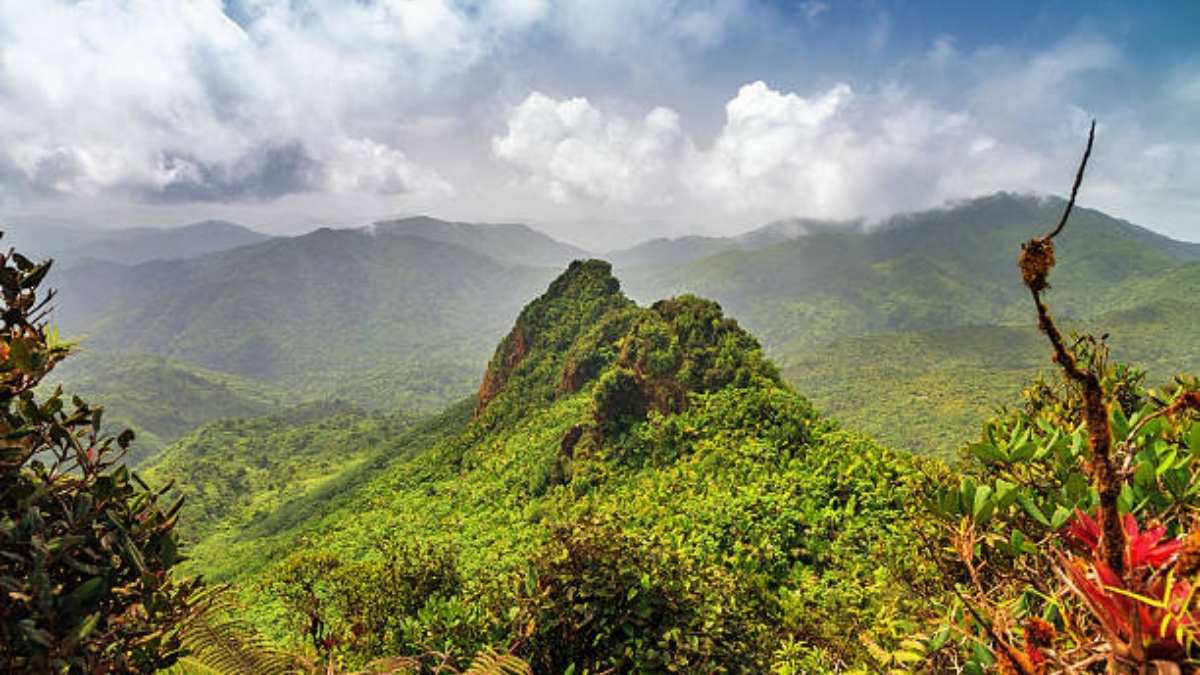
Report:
4,217,270,266
19,193,1200,457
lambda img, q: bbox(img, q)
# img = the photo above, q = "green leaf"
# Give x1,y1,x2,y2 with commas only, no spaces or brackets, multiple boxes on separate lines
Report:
1064,472,1090,503
1134,461,1156,487
1017,492,1050,528
19,621,54,647
1157,448,1179,478
968,442,1005,464
1111,405,1130,442
994,479,1018,510
1009,429,1036,462
1050,505,1072,530
971,641,995,665
972,485,994,524
958,478,977,514
1009,529,1037,555
1186,423,1200,456
66,576,107,608
1118,483,1134,514
76,613,99,641
927,627,950,653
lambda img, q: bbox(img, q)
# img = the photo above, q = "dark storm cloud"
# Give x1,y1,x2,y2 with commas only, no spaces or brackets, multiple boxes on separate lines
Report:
149,143,323,203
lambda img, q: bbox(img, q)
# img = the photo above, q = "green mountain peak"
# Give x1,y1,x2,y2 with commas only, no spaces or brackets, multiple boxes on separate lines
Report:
475,259,780,455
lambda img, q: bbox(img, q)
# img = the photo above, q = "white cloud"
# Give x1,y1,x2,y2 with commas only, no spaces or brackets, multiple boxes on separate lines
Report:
492,35,1199,236
0,2,1195,243
0,0,750,207
0,0,478,203
800,2,830,24
327,139,453,197
492,93,690,204
694,81,854,213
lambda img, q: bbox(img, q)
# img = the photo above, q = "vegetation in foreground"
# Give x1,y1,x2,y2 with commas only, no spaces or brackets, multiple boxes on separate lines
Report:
0,237,201,672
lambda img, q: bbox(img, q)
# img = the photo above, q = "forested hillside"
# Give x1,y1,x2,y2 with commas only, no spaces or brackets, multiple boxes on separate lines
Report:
7,3,1197,672
52,224,563,415
46,354,287,462
150,260,943,671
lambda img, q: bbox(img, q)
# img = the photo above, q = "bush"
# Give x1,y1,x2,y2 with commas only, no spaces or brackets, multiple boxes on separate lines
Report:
266,539,462,662
0,238,200,672
513,513,771,673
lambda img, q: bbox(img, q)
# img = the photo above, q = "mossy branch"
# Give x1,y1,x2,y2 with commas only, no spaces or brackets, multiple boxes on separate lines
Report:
1018,120,1124,578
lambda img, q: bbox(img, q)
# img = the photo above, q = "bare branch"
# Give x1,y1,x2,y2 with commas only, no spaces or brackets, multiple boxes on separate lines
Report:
1045,119,1096,240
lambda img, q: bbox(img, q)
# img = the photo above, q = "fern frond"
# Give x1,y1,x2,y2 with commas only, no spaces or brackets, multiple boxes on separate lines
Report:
463,647,532,675
163,590,303,675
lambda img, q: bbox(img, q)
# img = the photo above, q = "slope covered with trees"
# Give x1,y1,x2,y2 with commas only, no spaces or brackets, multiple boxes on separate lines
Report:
51,224,564,417
158,260,944,672
46,353,286,463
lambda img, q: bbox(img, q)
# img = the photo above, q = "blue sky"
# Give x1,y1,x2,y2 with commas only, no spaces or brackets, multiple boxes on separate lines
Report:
0,0,1196,247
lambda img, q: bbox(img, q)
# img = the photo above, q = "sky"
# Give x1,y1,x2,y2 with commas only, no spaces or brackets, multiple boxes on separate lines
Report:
0,0,1197,249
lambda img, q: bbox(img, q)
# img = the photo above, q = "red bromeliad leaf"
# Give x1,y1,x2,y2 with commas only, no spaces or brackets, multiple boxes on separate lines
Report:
1066,510,1181,569
1059,512,1199,660
1066,508,1100,551
1123,514,1182,569
1062,555,1133,638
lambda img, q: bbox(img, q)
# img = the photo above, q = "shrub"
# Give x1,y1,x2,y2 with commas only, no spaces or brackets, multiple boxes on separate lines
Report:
0,237,200,672
513,513,770,673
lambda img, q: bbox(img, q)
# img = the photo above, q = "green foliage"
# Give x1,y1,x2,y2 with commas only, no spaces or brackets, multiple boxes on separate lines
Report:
513,513,771,673
48,353,286,464
48,195,1200,459
783,295,1200,456
163,591,301,675
55,225,564,426
462,647,533,675
625,194,1200,455
266,540,462,660
0,237,200,672
138,402,412,551
157,262,945,672
932,337,1200,671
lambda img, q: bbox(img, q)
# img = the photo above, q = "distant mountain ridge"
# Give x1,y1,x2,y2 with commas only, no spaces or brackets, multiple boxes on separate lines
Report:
52,224,562,418
39,192,1200,457
57,219,272,265
2,218,271,266
372,215,589,268
621,192,1200,348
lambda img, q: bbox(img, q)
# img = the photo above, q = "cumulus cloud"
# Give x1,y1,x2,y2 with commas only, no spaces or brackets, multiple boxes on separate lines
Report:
0,0,747,207
326,139,454,197
494,82,990,219
492,35,1199,232
0,0,478,204
492,93,690,204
